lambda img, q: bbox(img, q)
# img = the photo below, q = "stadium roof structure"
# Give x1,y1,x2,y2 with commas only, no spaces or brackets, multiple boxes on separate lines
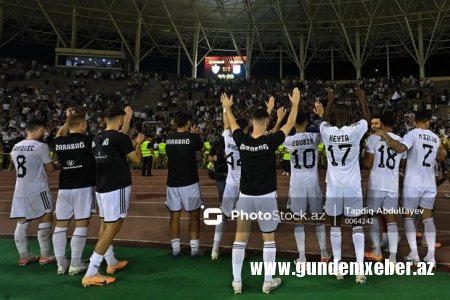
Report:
3,0,450,78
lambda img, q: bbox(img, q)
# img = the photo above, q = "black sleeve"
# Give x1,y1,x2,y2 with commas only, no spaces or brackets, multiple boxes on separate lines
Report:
193,134,203,151
269,131,286,149
232,129,244,147
116,133,135,156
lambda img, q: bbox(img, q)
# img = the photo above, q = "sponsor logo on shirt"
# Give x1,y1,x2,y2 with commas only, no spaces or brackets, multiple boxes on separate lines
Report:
63,159,83,170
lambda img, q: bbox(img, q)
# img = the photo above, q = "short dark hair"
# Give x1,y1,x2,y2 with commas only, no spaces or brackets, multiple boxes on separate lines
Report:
26,119,47,132
415,110,430,123
380,112,396,128
67,112,86,128
237,118,249,130
371,115,381,120
251,107,269,121
104,105,125,119
175,112,191,128
295,110,309,125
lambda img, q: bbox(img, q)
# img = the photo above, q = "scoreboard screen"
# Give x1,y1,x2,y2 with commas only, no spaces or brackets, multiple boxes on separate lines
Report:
204,56,247,79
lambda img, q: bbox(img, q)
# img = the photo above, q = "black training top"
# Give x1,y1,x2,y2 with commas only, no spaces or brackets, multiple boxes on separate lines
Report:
166,131,203,187
233,129,285,196
92,130,134,193
54,133,96,189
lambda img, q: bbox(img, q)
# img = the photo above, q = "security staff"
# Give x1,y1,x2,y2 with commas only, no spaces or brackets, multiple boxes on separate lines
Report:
141,135,153,176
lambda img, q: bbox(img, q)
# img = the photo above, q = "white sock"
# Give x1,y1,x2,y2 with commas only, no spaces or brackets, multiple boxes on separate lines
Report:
263,241,276,282
213,220,226,251
330,226,342,263
14,222,29,258
232,242,246,282
369,217,381,256
423,218,436,259
190,239,200,255
70,227,88,267
404,218,418,256
104,245,118,266
171,238,181,255
352,226,365,264
85,251,104,277
387,222,398,261
52,227,68,266
315,224,328,258
294,224,306,261
38,222,52,258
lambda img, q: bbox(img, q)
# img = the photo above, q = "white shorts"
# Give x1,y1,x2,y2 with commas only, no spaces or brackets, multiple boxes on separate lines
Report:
402,185,437,210
10,191,53,221
56,187,96,221
367,189,399,212
325,185,363,217
234,191,280,233
287,185,324,214
221,184,240,218
96,186,131,223
166,183,202,212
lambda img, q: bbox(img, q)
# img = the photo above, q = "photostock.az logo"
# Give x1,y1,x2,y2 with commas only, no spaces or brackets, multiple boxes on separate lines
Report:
201,205,223,226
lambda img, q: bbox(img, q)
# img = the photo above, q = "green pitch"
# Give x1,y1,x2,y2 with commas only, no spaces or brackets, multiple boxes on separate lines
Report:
0,238,448,300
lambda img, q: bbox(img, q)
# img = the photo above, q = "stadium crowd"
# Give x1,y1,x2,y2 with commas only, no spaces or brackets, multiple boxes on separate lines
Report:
2,57,450,172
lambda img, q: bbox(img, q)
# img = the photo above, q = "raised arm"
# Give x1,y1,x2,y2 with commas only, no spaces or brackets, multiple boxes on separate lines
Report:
356,85,370,122
126,133,144,165
374,130,408,153
223,104,231,130
279,88,300,136
56,108,74,137
266,96,275,116
221,93,240,133
321,88,335,122
273,107,287,132
121,106,133,135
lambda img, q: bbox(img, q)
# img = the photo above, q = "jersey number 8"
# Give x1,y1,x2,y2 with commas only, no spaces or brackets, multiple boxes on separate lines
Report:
16,155,27,178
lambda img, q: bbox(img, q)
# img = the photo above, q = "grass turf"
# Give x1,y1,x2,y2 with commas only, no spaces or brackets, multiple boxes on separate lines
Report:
0,238,449,300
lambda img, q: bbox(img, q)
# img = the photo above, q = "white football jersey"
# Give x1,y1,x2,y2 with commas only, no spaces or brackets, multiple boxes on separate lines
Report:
223,129,241,186
283,132,321,187
402,128,440,188
320,120,368,187
366,133,407,192
11,140,52,197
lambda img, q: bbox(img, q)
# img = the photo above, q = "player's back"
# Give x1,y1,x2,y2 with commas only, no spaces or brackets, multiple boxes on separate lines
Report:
54,133,96,190
403,128,439,188
283,132,321,187
166,131,203,187
11,139,51,197
367,133,406,192
223,129,241,186
320,120,368,187
92,130,134,193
